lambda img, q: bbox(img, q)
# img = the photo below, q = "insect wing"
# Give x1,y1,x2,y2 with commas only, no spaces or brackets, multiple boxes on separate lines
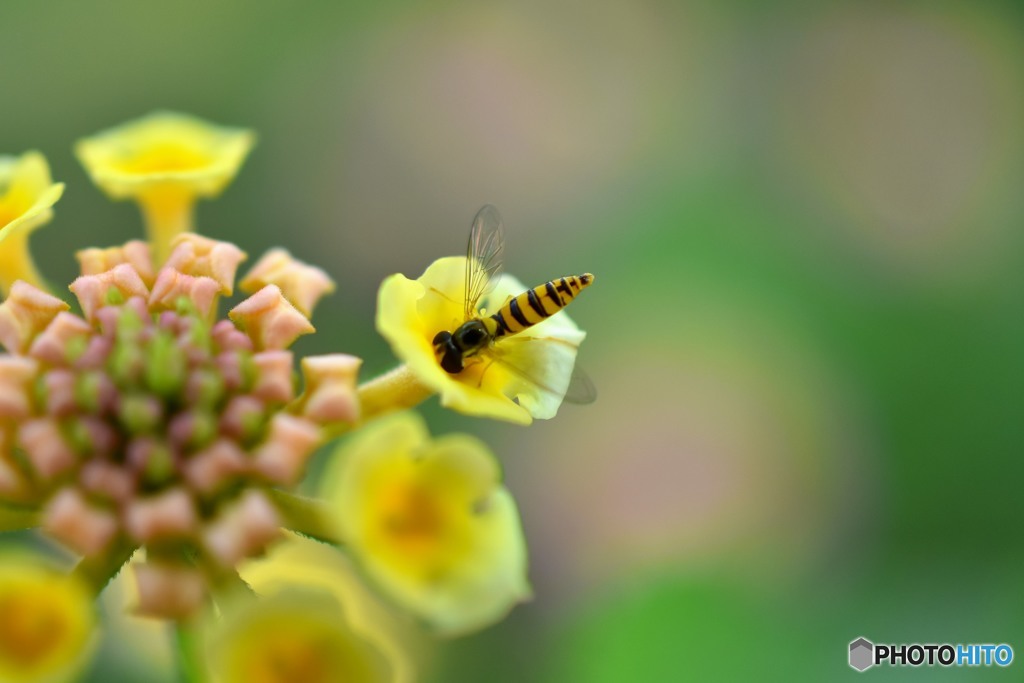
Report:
465,204,505,319
562,363,598,405
489,338,597,406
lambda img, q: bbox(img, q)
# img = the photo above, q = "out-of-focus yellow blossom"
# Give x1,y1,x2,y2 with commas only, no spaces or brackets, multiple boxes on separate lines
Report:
206,590,396,683
238,533,417,683
374,256,586,425
321,412,531,635
0,553,96,683
75,111,254,262
0,152,65,296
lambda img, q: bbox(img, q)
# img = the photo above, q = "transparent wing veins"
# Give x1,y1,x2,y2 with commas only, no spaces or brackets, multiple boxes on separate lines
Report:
486,342,597,405
465,204,505,319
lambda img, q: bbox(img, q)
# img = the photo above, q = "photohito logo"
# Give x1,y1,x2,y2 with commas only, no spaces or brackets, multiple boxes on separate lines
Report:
849,637,1013,672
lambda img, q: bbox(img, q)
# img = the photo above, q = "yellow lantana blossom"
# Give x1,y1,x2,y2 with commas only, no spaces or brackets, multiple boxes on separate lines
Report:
238,533,416,683
375,256,586,425
75,111,255,262
207,590,396,683
0,152,65,296
321,412,531,636
0,553,97,683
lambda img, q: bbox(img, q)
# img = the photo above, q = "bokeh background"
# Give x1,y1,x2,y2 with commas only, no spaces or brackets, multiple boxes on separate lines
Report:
3,0,1024,680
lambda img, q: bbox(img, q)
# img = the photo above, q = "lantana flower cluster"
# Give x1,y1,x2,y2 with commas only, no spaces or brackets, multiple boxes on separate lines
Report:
0,112,590,683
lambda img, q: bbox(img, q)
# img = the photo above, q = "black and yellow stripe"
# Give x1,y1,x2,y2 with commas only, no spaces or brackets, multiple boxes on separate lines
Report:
488,273,594,338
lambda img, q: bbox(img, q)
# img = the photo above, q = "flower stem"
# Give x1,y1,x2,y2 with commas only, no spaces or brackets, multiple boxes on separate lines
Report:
356,364,432,422
267,489,342,545
175,619,209,683
71,540,138,596
138,188,196,265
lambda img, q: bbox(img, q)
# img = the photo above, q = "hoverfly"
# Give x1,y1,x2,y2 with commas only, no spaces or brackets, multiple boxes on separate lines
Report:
431,205,597,405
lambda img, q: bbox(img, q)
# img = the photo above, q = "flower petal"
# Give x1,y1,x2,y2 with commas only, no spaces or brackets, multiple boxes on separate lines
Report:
321,412,531,635
0,552,97,683
75,111,255,199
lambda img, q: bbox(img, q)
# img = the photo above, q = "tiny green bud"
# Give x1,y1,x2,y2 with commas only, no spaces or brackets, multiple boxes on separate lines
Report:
64,335,88,363
119,394,163,434
191,370,225,409
240,410,267,447
32,375,48,412
109,343,144,387
239,352,257,392
188,411,218,450
74,371,103,413
187,319,212,357
117,305,144,341
105,286,126,306
143,444,176,486
175,296,198,317
62,418,93,457
144,331,186,398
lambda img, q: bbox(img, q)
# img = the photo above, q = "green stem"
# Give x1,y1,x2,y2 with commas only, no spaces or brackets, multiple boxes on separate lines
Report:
267,489,342,545
175,619,209,683
71,540,138,596
0,504,40,532
356,364,433,422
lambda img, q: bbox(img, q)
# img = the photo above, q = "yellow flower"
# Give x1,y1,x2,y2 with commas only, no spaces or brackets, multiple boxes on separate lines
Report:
375,256,586,425
0,553,97,683
237,534,416,683
75,111,255,263
0,152,65,296
207,589,399,683
321,412,531,636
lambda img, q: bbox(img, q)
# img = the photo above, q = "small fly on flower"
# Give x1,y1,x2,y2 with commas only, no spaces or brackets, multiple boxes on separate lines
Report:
431,205,597,403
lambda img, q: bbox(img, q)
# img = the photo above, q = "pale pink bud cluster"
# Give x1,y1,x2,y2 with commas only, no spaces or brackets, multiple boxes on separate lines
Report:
0,236,357,619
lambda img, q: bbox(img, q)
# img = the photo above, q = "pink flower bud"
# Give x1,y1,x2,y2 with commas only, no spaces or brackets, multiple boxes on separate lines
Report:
19,418,76,480
124,488,198,542
165,234,247,295
0,281,70,353
80,460,136,503
240,248,335,317
43,487,119,556
251,413,321,485
229,285,314,350
0,355,38,419
296,354,362,424
202,490,280,567
211,319,253,352
69,264,149,321
183,439,248,495
250,350,295,403
77,241,155,286
148,269,221,318
132,562,207,619
28,312,92,365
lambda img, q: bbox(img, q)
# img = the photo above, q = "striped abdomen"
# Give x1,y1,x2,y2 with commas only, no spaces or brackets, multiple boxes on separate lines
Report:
489,273,594,338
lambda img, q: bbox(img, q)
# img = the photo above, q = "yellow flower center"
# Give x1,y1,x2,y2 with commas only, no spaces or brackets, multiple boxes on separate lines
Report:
0,577,90,676
365,474,473,578
0,594,68,666
380,483,445,551
116,143,212,174
252,635,336,683
219,603,389,683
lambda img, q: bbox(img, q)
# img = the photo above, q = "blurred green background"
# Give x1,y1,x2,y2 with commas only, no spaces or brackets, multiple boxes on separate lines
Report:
3,0,1024,680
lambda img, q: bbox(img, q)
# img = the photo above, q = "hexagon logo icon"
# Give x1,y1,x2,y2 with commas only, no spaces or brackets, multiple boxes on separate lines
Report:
849,637,874,672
